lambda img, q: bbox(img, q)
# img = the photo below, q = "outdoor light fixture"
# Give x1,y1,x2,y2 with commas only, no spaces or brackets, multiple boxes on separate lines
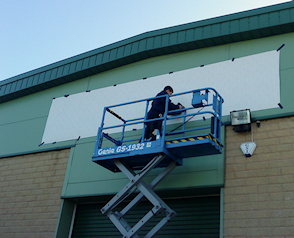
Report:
230,109,251,132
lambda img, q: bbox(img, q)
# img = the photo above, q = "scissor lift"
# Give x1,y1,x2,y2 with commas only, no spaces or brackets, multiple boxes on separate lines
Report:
92,88,224,237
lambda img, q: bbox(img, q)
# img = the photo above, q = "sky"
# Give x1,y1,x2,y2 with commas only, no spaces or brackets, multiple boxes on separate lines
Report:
0,0,291,81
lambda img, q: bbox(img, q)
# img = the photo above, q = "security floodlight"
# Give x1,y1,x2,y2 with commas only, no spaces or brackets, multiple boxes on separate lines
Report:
230,109,251,132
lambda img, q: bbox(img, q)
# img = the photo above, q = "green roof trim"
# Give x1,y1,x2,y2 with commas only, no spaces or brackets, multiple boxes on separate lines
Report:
1,1,294,103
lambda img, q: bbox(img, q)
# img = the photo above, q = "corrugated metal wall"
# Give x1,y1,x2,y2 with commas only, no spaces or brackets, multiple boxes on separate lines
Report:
71,195,220,238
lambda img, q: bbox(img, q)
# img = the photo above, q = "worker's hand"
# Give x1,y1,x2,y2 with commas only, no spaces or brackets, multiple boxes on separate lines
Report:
178,103,184,109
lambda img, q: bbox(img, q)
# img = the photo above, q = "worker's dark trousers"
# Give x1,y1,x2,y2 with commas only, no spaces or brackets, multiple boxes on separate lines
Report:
144,111,162,141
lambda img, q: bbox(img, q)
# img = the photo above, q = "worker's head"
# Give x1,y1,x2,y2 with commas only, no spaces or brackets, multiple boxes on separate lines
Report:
164,86,173,95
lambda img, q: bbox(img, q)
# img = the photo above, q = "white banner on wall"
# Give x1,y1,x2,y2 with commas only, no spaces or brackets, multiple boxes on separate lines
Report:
42,50,280,144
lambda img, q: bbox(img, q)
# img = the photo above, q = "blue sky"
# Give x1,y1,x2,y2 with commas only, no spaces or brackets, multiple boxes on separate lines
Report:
0,0,291,81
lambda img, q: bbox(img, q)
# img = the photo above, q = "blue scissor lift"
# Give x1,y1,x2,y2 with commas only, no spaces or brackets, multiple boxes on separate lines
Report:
92,88,224,238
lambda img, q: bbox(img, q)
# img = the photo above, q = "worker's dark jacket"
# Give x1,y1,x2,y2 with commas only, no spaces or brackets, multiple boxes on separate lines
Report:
147,90,179,119
144,90,181,140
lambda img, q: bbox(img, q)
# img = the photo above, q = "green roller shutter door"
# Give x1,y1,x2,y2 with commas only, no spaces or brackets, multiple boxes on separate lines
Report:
71,195,220,237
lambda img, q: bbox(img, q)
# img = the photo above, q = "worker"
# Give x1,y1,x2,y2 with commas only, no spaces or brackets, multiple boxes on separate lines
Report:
144,86,183,141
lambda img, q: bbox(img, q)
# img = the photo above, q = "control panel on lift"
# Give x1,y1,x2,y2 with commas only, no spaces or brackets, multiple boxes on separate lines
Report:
92,88,224,172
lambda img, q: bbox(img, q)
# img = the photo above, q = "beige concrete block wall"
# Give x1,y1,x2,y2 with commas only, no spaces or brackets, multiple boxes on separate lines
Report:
0,149,70,238
224,117,294,237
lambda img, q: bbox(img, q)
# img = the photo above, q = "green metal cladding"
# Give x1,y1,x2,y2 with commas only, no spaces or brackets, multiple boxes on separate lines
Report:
0,1,294,103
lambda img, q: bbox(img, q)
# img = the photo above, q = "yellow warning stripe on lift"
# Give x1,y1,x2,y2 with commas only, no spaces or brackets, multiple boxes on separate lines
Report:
166,135,223,148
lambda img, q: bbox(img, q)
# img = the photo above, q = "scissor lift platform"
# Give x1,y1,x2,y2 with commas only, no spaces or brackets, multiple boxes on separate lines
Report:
92,88,224,237
92,133,223,172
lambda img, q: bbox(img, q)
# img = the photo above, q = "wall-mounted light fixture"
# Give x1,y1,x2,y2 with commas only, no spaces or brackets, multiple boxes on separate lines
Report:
230,109,251,132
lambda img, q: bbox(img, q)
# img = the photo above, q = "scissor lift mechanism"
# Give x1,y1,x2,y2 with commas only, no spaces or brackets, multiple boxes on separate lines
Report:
92,88,224,237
